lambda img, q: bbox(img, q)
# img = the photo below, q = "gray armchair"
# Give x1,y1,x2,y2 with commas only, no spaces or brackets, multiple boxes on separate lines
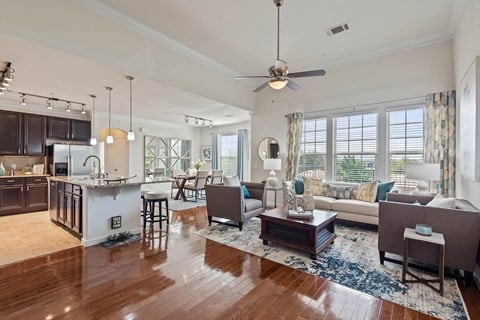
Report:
205,182,265,231
378,193,480,285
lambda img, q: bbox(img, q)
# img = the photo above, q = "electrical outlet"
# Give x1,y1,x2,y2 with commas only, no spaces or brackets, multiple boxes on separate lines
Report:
111,216,121,229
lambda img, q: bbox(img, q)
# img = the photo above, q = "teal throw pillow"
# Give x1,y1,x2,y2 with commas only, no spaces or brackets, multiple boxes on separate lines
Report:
241,185,251,199
376,181,395,201
293,178,304,195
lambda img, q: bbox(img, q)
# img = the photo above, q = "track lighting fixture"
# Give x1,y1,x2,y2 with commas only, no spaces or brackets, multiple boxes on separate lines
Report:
184,114,213,127
46,99,53,109
65,101,71,112
13,91,87,114
106,87,114,144
80,104,86,115
1,62,14,89
126,76,135,141
90,94,97,146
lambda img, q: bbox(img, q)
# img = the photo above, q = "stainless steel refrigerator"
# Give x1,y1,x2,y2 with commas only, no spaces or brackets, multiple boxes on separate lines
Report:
49,144,93,176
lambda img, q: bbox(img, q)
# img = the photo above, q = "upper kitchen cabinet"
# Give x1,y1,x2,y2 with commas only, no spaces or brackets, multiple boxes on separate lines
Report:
47,117,90,142
47,117,70,140
23,113,46,155
70,120,91,141
0,110,22,155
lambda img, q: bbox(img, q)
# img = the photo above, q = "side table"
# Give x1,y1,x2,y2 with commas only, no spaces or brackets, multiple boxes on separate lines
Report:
402,227,445,296
265,187,282,208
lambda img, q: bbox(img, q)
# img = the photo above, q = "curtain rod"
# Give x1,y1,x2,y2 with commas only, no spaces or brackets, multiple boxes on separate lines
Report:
302,95,426,115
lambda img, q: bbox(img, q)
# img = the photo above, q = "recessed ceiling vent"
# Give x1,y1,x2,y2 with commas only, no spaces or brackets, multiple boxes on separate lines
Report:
326,23,350,36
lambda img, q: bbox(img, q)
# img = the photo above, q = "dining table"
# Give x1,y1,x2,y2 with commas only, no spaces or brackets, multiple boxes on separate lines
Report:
173,175,196,201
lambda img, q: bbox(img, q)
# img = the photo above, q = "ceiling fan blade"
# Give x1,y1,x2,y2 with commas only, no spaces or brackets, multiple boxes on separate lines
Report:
235,75,271,79
288,69,326,78
274,59,287,73
253,81,270,93
286,80,301,91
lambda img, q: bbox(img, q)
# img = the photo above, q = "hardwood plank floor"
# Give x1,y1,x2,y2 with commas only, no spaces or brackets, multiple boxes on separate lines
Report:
0,207,478,320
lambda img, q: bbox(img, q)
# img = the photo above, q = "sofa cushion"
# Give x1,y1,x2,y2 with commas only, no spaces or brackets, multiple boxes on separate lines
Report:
325,184,356,199
313,195,337,210
355,181,378,203
376,181,395,201
241,185,250,198
293,178,304,195
332,199,379,217
303,177,325,196
223,176,240,186
244,198,263,212
426,194,456,209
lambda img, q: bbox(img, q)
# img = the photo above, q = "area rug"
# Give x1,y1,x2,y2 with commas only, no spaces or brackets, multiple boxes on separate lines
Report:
168,198,206,212
194,218,468,320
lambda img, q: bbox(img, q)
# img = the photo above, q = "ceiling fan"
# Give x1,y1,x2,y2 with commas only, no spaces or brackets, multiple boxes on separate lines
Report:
235,0,326,93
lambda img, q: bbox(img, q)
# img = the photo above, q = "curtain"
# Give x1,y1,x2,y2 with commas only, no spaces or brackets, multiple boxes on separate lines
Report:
211,132,221,170
237,129,249,181
285,112,304,180
424,91,456,196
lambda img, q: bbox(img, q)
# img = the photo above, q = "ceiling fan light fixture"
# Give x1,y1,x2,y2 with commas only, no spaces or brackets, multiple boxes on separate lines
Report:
269,79,287,90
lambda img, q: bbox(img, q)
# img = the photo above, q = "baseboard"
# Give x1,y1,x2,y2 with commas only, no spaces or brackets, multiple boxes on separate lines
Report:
81,227,143,247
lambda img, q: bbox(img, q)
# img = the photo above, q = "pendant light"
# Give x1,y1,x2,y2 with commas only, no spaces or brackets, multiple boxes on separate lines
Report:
126,75,135,141
89,94,97,146
106,87,114,144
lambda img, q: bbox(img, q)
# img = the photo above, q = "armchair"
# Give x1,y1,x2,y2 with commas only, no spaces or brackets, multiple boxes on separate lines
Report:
205,182,265,231
378,193,480,285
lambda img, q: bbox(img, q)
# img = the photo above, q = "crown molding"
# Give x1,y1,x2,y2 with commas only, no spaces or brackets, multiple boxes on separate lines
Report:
71,0,239,77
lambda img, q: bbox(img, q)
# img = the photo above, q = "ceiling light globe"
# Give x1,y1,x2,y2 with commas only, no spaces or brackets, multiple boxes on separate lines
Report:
269,79,288,90
127,131,135,141
106,135,114,144
90,137,98,146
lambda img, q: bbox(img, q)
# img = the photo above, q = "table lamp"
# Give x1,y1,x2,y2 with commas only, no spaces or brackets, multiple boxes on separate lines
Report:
406,163,440,193
263,158,281,188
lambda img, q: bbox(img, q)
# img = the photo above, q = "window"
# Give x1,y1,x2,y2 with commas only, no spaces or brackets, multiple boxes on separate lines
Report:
298,118,326,178
387,107,424,192
220,134,238,176
334,113,377,183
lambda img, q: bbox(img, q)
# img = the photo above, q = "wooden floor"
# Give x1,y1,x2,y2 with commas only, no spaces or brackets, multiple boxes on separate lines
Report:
0,207,478,320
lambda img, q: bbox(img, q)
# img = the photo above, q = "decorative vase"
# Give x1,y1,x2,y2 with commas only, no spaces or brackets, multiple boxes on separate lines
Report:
303,190,314,211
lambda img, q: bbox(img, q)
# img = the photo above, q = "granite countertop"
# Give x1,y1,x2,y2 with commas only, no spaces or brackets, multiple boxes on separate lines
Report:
48,176,172,188
0,174,51,179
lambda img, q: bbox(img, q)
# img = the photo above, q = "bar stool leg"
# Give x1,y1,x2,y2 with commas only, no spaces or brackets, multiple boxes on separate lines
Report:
143,198,147,229
158,200,162,229
165,199,169,225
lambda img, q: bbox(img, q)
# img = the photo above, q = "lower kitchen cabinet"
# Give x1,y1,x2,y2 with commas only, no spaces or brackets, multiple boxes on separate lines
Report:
55,182,82,236
0,177,48,216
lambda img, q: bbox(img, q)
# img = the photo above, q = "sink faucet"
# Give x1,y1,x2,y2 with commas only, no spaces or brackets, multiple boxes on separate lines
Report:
82,155,105,179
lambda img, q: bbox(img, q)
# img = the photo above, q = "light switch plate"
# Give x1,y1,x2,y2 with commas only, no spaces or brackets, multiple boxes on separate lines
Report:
111,216,121,229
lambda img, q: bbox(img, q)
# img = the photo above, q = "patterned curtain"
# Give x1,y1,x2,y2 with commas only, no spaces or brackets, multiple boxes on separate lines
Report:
211,132,221,170
424,91,456,196
285,112,304,180
237,129,248,181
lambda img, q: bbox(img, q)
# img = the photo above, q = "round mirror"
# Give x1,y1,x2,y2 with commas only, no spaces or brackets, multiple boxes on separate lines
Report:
258,137,280,161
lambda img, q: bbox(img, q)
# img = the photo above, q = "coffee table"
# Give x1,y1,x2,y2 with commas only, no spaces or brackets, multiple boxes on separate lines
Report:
259,206,337,259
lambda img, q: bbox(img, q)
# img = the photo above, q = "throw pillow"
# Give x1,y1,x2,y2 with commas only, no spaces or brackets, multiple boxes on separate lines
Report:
223,176,241,187
293,178,304,195
325,184,356,199
303,177,324,196
376,181,395,202
426,194,456,209
355,180,378,203
241,185,251,198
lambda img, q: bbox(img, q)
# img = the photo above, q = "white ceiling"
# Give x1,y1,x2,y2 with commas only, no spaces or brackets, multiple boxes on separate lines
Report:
0,0,464,126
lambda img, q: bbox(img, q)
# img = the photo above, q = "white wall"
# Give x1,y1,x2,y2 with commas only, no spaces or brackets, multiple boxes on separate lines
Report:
251,40,455,182
454,0,480,209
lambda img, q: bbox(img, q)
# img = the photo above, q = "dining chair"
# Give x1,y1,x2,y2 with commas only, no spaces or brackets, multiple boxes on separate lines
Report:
170,169,185,199
209,169,223,184
184,170,209,201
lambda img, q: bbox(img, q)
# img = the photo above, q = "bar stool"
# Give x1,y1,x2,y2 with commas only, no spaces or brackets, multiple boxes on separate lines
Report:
143,191,169,229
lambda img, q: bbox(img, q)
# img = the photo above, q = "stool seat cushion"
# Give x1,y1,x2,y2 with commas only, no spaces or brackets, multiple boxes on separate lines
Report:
144,192,169,200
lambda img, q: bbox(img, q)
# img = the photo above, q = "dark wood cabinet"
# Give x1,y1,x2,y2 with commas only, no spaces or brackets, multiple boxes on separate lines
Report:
0,178,24,216
0,111,22,155
24,177,48,210
72,194,82,234
23,114,46,155
47,117,70,140
55,182,82,236
70,120,91,141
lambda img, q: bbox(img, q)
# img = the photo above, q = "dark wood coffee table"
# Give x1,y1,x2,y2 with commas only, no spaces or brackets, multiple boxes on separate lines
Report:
259,206,337,259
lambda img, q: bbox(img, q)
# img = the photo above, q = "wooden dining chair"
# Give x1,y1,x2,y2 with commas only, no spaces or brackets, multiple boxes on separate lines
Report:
209,170,223,184
170,169,185,199
184,170,209,201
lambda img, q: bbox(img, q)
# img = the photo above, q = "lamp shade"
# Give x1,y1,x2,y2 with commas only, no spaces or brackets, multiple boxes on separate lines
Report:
406,163,440,181
263,158,281,171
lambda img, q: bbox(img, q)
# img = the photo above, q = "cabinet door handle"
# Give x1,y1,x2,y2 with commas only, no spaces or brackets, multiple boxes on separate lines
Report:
21,186,24,192
35,179,42,182
7,180,15,183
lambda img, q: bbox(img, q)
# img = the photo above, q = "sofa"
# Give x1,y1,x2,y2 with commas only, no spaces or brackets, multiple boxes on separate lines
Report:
378,192,480,284
205,182,265,231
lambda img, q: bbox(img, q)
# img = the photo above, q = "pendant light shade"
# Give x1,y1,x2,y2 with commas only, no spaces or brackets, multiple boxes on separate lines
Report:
89,94,97,146
126,75,135,141
106,87,114,144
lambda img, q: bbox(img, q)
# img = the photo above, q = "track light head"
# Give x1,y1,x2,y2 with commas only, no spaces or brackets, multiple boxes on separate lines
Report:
185,115,189,123
80,104,86,115
20,94,27,106
46,99,53,110
65,101,71,112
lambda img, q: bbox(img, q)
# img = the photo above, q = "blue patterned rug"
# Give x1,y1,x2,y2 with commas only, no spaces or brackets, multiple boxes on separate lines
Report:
194,217,468,320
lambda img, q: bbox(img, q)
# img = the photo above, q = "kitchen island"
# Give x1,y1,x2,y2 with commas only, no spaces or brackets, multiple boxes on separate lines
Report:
48,176,171,246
